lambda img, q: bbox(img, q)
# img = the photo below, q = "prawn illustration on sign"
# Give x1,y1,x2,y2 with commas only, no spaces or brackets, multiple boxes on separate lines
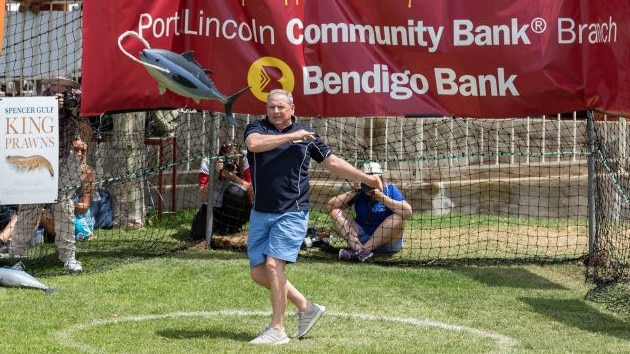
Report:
118,31,249,125
6,155,54,176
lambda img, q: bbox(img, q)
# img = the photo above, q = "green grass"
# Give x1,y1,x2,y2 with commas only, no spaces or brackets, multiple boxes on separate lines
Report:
1,248,628,353
309,210,589,262
308,210,588,230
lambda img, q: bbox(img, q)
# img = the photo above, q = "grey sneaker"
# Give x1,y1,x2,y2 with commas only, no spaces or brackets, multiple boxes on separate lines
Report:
293,302,326,338
249,326,290,345
64,259,83,272
338,248,354,261
356,250,373,262
339,249,373,262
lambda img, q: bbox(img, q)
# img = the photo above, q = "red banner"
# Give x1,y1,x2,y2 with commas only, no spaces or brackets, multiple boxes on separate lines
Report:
81,1,630,118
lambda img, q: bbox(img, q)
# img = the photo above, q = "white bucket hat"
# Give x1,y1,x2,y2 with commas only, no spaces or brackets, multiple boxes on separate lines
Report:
41,71,79,89
41,76,79,88
362,162,383,175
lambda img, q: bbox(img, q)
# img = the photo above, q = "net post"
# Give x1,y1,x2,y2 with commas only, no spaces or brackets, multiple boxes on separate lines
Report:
587,109,596,259
204,111,220,249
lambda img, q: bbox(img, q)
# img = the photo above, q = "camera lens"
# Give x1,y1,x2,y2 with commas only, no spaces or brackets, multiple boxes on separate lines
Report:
66,98,79,109
223,159,236,172
64,92,79,109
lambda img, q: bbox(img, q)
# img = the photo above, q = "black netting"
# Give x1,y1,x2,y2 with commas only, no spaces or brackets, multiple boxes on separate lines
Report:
3,5,630,313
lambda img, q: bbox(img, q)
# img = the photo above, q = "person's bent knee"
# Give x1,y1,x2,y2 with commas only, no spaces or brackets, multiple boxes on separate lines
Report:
384,213,405,229
250,263,266,284
329,208,346,221
264,256,284,275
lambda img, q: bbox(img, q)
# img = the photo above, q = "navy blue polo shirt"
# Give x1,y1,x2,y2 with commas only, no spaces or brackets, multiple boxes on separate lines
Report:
244,117,331,213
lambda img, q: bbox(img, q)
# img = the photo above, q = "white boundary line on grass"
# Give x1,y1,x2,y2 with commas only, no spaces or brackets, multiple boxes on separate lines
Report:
54,310,519,353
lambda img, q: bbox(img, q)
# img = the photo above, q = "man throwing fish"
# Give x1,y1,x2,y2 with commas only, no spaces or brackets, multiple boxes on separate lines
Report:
244,89,382,344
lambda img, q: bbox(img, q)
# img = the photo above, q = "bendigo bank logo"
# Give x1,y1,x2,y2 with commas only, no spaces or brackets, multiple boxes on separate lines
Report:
247,57,295,102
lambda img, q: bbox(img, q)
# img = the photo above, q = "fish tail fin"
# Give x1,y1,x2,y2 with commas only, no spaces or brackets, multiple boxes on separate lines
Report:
224,86,250,126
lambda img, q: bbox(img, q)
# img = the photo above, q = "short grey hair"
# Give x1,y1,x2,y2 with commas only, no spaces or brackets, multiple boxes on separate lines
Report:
267,89,293,105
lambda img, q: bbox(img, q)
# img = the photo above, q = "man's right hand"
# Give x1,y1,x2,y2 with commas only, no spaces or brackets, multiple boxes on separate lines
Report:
364,175,383,192
291,129,316,143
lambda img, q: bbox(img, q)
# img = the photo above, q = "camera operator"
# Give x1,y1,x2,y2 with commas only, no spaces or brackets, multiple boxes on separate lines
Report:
41,75,92,151
192,141,253,240
10,74,92,271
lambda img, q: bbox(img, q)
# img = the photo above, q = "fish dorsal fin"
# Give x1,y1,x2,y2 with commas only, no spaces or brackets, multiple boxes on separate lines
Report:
181,51,195,60
181,51,213,75
181,51,201,66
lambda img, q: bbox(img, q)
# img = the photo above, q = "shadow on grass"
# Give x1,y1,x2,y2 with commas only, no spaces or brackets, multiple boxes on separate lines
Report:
452,267,568,290
156,328,251,342
520,297,630,340
166,247,248,262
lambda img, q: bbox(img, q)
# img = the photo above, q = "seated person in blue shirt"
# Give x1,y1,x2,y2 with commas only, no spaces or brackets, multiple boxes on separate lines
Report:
327,162,413,262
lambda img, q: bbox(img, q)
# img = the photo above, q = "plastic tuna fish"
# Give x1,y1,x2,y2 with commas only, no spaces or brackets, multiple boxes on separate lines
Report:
138,48,249,125
0,262,54,293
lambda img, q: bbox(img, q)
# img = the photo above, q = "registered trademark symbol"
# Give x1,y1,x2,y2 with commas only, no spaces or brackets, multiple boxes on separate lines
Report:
531,17,547,33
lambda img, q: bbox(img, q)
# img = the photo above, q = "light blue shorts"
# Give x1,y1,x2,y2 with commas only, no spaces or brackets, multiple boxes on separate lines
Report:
358,227,404,254
247,210,309,268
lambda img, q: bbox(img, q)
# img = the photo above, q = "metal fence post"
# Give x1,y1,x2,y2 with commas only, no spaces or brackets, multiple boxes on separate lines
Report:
587,109,596,259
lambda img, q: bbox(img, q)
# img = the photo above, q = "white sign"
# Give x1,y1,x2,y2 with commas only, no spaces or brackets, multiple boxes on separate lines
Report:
0,96,59,204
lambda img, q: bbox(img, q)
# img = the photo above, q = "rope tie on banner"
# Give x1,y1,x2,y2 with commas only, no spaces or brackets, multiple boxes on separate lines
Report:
117,31,169,74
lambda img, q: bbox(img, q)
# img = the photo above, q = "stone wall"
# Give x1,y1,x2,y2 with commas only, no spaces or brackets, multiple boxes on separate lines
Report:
166,159,589,219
